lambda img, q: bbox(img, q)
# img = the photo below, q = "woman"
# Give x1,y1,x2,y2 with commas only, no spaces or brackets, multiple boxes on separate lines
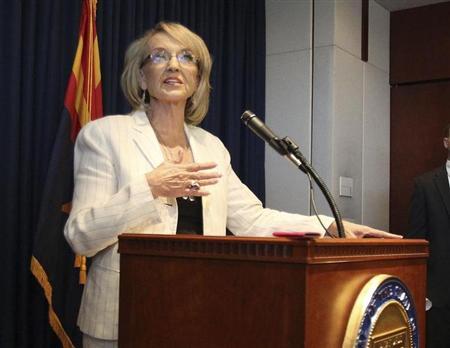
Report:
64,21,400,347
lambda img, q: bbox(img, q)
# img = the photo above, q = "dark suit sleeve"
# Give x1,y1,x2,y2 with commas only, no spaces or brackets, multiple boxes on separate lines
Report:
406,178,428,238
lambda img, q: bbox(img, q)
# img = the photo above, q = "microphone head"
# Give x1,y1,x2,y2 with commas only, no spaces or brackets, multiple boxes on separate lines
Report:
241,110,256,125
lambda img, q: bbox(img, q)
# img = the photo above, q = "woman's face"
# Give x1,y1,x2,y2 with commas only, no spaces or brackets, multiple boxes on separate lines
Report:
140,32,199,105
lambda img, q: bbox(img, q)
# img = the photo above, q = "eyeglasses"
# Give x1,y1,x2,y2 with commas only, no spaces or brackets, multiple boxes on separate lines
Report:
140,48,198,68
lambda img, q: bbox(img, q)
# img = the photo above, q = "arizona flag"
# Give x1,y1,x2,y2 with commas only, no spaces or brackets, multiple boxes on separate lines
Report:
30,0,103,347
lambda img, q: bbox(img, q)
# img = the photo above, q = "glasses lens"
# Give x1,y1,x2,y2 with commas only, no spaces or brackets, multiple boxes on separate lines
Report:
150,49,169,64
177,50,196,65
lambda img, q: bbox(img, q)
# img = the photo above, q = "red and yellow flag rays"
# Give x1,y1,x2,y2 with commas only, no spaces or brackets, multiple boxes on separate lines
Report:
65,0,103,141
65,0,103,284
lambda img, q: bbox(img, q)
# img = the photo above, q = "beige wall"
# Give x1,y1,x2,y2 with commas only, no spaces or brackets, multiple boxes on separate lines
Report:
265,0,390,230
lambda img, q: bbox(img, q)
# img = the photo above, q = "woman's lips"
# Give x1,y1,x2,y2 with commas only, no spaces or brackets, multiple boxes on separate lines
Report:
163,77,183,85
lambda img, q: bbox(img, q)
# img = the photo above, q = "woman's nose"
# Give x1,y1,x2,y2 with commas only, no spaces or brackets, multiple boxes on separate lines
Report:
166,55,180,71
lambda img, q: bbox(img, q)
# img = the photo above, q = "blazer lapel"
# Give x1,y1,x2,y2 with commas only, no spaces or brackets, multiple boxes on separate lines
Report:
131,110,164,168
434,165,450,218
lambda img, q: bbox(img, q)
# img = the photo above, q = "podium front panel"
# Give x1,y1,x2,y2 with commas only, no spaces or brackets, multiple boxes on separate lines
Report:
118,235,427,348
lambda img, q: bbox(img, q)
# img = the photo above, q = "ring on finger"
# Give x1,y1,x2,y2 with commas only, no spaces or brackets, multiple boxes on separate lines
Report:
187,180,200,191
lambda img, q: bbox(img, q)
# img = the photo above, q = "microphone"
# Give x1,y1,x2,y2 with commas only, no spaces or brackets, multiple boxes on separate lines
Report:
240,110,287,156
240,109,346,238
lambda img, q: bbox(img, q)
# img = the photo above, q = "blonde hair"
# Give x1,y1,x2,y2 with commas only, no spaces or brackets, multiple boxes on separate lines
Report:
120,22,212,125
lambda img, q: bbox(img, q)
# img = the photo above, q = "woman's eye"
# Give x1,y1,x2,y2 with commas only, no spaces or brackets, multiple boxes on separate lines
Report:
150,50,169,64
179,52,195,64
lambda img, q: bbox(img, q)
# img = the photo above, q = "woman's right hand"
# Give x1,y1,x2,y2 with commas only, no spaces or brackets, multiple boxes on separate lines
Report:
145,161,222,198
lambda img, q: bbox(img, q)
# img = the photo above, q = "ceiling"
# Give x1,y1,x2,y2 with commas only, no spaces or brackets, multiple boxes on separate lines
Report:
375,0,449,11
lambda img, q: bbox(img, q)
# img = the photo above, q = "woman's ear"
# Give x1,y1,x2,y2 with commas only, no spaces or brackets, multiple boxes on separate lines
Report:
194,73,200,90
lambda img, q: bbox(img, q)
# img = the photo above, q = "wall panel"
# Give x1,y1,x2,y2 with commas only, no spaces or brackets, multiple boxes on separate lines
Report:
390,82,450,234
391,2,450,84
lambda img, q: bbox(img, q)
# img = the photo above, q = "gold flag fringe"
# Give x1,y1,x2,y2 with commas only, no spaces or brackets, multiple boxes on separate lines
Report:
30,256,75,348
74,254,87,284
62,203,86,284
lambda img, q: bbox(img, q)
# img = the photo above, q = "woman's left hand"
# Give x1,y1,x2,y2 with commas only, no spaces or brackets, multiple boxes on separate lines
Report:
327,221,403,239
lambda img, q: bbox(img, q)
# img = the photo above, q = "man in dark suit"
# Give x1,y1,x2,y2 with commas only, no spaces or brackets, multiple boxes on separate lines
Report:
407,123,450,347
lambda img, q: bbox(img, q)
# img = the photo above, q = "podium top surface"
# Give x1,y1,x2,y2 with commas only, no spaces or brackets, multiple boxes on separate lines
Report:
118,234,428,264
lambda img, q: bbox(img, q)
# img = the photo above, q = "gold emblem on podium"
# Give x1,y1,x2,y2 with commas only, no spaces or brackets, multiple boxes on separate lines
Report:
343,275,418,348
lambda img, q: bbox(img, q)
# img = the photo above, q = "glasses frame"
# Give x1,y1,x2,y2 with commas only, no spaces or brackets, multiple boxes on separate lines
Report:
140,48,198,68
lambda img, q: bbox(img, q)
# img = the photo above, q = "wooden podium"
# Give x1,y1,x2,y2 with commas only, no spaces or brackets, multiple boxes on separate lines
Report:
118,235,428,347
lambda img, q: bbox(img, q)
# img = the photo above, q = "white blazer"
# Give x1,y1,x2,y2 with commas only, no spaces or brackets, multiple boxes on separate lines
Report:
64,110,333,340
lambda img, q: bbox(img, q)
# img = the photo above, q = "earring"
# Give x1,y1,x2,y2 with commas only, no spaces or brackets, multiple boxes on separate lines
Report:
141,89,151,110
